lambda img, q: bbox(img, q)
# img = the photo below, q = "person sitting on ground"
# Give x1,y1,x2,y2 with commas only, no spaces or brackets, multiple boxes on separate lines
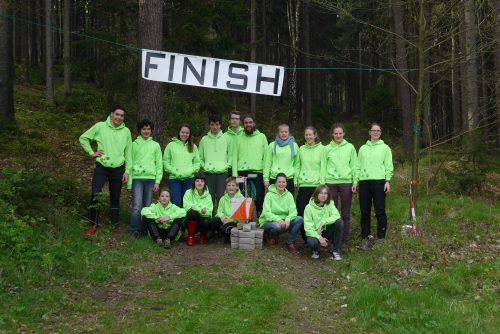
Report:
214,177,245,242
304,185,344,260
183,173,214,246
259,173,304,253
141,188,186,250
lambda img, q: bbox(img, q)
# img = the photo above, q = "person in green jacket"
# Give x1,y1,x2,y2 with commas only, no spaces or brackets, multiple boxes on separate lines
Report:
223,110,243,173
259,173,304,253
79,106,132,236
304,185,344,260
357,123,393,250
214,177,244,242
232,115,268,215
128,119,163,238
141,188,186,249
183,173,215,246
199,114,230,202
263,124,299,193
325,123,359,245
163,124,200,207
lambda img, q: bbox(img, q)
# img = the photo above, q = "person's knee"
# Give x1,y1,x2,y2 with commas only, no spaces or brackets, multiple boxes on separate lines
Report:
335,219,344,230
186,210,199,221
293,216,304,227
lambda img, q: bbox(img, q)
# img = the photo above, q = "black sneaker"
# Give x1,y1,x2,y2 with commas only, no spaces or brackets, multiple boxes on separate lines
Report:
164,239,171,249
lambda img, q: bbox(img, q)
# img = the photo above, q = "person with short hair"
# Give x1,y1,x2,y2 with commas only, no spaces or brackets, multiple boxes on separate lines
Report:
304,185,344,260
79,106,132,236
183,173,214,246
199,114,230,202
163,124,200,207
141,188,186,249
128,119,163,237
214,177,244,242
259,173,303,253
357,123,393,250
223,111,243,173
232,115,268,215
263,124,299,194
325,123,359,245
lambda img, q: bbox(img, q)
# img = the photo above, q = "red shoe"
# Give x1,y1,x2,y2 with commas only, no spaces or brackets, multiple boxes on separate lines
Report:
187,235,195,246
199,228,207,245
84,225,98,236
113,228,121,237
186,220,198,247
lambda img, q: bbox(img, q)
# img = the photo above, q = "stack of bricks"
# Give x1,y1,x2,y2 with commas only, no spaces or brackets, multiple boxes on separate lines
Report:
230,222,264,250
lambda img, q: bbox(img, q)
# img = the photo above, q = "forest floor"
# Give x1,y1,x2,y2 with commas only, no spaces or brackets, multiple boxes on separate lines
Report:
0,82,499,334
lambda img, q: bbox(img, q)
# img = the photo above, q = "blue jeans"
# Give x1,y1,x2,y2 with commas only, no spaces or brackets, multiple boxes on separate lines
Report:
169,178,194,207
130,179,155,234
261,216,304,244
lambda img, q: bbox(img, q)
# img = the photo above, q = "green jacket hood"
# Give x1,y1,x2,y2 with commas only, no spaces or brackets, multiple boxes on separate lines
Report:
207,130,223,139
329,139,349,147
303,142,322,149
267,184,289,196
366,139,385,146
106,115,125,130
226,126,243,136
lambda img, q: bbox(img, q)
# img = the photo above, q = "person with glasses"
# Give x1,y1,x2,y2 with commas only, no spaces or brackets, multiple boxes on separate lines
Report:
356,123,393,250
223,111,243,173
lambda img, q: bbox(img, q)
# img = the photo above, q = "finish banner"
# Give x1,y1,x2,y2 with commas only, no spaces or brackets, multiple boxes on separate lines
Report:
141,49,284,96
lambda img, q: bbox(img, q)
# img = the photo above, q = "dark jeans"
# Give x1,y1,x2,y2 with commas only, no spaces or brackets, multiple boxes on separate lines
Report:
205,172,228,203
213,217,237,242
307,219,344,253
269,178,295,194
90,163,124,227
169,178,193,207
186,210,217,230
145,217,183,241
297,186,316,242
359,180,387,239
130,179,155,234
237,171,264,216
328,184,353,244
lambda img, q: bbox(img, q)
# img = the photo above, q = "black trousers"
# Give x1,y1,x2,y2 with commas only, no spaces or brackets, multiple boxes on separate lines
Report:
296,186,316,242
213,217,237,241
145,217,184,241
359,180,387,239
90,163,124,227
186,210,217,230
307,219,344,253
237,171,264,216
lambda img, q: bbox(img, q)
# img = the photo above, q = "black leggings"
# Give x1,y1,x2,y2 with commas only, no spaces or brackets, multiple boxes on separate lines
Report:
213,217,237,241
359,180,387,239
307,219,344,253
186,210,218,230
145,217,183,241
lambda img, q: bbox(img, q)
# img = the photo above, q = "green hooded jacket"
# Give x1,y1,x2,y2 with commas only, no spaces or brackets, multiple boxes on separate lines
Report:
325,139,359,185
163,137,200,180
357,140,393,181
127,136,163,189
297,143,326,187
232,129,268,176
223,126,243,168
79,116,132,173
263,141,300,181
304,198,341,239
199,131,230,174
216,189,244,222
259,184,298,223
182,188,214,218
141,202,187,229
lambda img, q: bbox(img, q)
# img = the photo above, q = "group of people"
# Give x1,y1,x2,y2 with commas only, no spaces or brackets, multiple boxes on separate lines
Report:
79,106,393,259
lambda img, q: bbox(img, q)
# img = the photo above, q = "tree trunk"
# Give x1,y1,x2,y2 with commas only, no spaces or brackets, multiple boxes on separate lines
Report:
63,0,71,96
464,0,478,130
286,0,301,127
250,0,257,117
138,0,164,145
29,0,39,67
392,0,412,159
45,0,54,106
0,0,15,130
302,0,311,126
451,10,461,138
492,0,500,147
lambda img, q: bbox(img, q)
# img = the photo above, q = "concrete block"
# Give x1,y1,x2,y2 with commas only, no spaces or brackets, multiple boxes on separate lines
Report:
255,243,263,249
230,228,239,236
239,230,256,238
243,224,252,232
254,237,263,245
254,229,264,238
237,222,244,230
231,242,239,249
230,236,239,243
238,243,255,250
239,237,255,245
250,221,257,230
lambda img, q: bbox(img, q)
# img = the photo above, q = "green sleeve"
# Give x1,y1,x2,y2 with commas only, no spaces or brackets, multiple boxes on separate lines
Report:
260,194,281,222
232,138,239,177
198,137,206,169
304,205,320,239
284,193,298,223
141,205,158,220
79,123,99,156
170,205,187,220
320,147,326,185
124,131,132,174
204,195,214,217
320,203,341,226
127,142,135,189
350,145,360,185
216,197,229,218
384,146,393,181
293,143,300,183
263,143,273,182
155,144,163,184
163,145,173,174
182,191,194,211
192,145,201,175
295,150,301,186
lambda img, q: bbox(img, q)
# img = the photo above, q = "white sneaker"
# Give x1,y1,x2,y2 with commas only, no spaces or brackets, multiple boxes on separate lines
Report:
311,251,320,259
330,252,342,261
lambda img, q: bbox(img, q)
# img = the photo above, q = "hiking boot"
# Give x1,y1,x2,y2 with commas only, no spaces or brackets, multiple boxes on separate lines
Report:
163,239,171,250
156,238,164,247
285,242,298,254
84,225,98,236
373,238,385,248
330,252,342,261
311,251,320,259
199,228,207,245
361,238,371,251
113,227,121,237
131,231,140,239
